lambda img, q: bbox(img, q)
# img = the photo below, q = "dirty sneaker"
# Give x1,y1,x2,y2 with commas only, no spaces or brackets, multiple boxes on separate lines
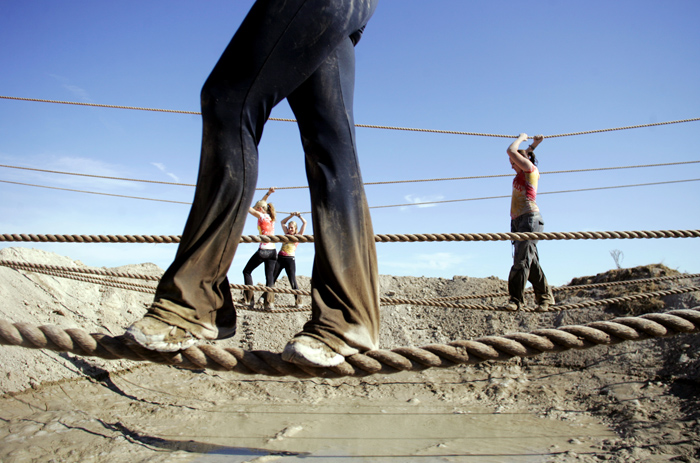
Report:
536,300,553,312
502,300,520,311
282,335,344,367
125,316,198,352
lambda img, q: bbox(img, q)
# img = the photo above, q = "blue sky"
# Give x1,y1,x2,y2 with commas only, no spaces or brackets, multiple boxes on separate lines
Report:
1,0,698,287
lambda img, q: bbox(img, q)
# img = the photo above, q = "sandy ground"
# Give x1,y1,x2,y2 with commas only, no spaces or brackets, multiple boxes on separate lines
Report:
0,247,699,462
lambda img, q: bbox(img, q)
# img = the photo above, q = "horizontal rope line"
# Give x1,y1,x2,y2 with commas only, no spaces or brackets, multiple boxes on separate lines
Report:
1,308,698,376
2,95,699,138
4,260,698,313
3,160,697,191
0,180,192,204
6,261,698,299
370,178,700,209
1,229,698,245
3,176,698,211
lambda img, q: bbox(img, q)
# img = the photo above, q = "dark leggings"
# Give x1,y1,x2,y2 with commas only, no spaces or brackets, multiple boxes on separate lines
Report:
243,248,277,303
151,0,380,353
274,255,298,290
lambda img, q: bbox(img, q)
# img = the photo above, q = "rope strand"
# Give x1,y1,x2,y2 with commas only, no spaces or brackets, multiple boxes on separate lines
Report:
2,95,698,138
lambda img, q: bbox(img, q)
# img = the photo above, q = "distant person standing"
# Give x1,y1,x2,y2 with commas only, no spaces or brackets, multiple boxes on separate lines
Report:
274,212,308,309
505,133,555,311
242,187,278,310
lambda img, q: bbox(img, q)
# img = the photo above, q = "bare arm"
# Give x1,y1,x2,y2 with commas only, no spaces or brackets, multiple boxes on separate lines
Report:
507,133,535,172
262,187,275,201
297,213,307,235
250,187,276,218
281,213,295,233
529,134,544,151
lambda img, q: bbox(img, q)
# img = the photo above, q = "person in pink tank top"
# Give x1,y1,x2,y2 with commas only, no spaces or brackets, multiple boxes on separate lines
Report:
505,133,555,312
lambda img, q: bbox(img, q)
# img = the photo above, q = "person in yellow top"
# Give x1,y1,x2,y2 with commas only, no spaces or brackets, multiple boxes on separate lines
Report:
274,212,308,308
505,133,555,311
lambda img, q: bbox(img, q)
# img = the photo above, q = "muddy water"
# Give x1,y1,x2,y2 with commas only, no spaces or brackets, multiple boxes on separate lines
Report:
0,365,615,462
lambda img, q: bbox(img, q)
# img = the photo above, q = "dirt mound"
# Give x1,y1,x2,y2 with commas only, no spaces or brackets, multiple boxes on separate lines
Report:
0,247,699,462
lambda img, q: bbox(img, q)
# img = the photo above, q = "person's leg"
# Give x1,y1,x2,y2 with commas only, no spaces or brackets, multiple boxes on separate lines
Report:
508,214,536,306
262,250,277,306
285,258,303,308
285,35,379,358
527,214,555,307
286,258,299,290
242,250,264,304
127,0,378,351
272,258,284,283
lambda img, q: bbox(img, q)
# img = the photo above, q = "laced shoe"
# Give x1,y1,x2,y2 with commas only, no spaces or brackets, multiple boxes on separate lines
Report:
282,335,345,367
125,316,198,352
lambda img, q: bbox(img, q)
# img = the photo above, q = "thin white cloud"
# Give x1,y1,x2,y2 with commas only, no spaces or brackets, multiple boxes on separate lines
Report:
49,74,93,103
64,84,92,103
151,162,180,183
400,194,444,211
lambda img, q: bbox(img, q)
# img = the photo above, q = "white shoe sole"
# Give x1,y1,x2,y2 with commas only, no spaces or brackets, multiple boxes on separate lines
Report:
125,326,198,352
282,336,344,367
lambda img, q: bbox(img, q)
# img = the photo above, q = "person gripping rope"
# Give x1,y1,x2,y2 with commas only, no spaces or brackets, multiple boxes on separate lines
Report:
274,212,307,309
242,187,278,310
125,0,380,368
504,133,556,311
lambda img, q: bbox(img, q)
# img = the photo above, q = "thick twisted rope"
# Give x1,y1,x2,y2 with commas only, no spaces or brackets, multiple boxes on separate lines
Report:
0,308,697,377
1,229,699,245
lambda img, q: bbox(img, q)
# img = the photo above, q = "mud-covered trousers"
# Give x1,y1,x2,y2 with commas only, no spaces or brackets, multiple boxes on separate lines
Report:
508,212,555,306
147,0,381,356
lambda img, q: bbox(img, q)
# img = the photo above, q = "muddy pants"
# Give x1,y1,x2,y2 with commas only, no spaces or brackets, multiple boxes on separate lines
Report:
148,0,380,355
508,212,555,305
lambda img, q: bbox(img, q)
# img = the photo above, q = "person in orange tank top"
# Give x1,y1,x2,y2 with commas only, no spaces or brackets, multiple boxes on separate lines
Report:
242,187,277,310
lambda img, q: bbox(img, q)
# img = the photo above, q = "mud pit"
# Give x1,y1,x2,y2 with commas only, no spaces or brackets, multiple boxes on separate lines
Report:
1,366,619,462
0,247,699,462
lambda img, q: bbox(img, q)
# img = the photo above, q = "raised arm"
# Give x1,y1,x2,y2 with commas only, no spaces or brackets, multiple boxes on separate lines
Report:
507,133,535,172
281,213,295,232
529,134,544,151
249,187,276,218
297,213,307,235
262,187,275,202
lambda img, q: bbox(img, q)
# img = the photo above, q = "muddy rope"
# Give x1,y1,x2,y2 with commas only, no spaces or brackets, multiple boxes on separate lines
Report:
2,229,699,245
0,308,697,377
